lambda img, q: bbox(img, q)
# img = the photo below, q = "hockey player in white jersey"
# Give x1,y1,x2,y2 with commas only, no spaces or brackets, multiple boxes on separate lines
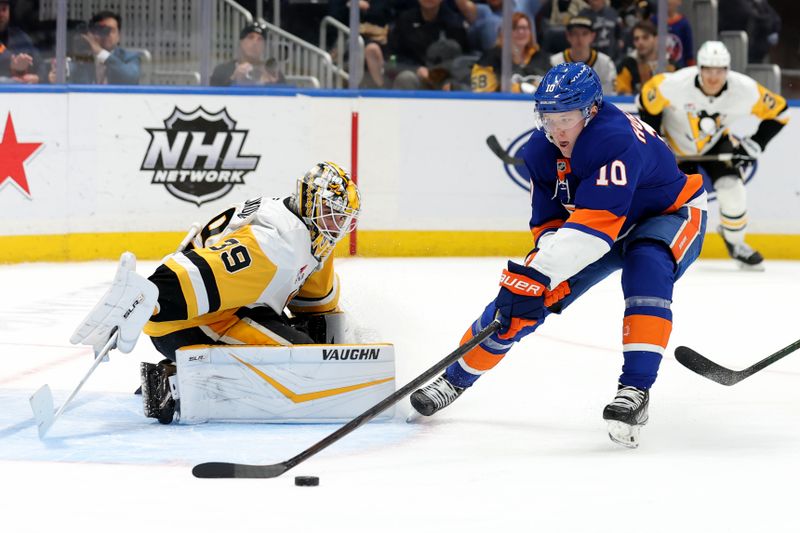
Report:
638,40,789,269
70,161,363,423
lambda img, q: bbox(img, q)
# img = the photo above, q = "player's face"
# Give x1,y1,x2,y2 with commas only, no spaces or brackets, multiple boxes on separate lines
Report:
0,5,9,32
700,66,727,95
318,202,352,239
542,109,586,157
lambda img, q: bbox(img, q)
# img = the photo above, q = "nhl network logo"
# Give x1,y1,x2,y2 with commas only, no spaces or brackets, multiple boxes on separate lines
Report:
141,107,260,205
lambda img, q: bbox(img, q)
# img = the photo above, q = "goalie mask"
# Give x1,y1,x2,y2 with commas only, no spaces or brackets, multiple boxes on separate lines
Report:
296,161,361,261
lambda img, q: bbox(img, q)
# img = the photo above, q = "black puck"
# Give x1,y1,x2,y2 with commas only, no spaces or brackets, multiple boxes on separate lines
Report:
294,476,319,487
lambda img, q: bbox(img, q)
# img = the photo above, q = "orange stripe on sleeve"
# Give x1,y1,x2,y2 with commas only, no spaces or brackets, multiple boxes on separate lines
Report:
665,173,703,213
623,315,673,348
531,219,565,246
670,206,702,262
460,327,506,373
566,209,626,241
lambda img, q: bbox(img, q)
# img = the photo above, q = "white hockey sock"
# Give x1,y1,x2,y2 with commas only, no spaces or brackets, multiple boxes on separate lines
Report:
714,175,747,245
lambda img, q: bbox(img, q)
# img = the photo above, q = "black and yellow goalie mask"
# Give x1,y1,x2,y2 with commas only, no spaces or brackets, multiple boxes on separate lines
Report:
296,161,362,261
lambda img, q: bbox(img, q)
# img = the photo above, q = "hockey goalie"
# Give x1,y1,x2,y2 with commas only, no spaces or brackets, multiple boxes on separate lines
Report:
70,161,395,425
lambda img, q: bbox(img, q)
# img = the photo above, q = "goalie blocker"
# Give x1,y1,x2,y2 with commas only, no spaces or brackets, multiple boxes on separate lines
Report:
143,342,396,424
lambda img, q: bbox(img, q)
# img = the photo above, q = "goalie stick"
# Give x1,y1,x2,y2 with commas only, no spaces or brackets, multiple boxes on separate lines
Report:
674,338,800,386
192,319,502,479
29,328,120,438
486,135,524,166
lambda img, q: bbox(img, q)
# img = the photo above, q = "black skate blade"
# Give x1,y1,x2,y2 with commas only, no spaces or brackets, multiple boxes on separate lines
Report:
192,461,288,479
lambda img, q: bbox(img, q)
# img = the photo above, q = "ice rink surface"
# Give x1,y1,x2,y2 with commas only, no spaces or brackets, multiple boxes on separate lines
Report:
2,257,799,532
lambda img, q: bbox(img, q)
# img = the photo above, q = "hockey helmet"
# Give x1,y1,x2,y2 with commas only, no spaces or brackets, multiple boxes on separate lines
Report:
697,41,731,69
296,161,361,261
533,62,603,139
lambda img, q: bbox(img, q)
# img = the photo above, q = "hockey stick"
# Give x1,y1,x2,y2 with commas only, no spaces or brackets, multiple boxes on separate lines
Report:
674,338,800,386
192,319,502,479
676,154,754,163
29,328,120,438
486,135,524,166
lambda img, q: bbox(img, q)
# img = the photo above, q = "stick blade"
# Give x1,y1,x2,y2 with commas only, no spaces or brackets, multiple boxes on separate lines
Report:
29,384,55,438
674,346,741,386
192,461,289,479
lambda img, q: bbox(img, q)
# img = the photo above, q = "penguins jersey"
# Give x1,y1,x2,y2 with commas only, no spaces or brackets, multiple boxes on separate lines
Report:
520,102,706,287
143,196,339,339
638,66,789,155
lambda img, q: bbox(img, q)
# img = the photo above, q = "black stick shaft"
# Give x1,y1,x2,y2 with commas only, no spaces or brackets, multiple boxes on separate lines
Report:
283,320,501,472
744,338,800,375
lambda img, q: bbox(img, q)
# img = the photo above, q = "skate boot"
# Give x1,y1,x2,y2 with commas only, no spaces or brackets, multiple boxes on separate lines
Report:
410,374,465,416
602,384,649,449
140,359,179,424
718,226,764,271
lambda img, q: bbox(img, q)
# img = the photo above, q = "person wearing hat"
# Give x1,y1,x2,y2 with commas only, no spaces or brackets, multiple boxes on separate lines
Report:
550,15,616,94
0,0,41,83
211,22,285,87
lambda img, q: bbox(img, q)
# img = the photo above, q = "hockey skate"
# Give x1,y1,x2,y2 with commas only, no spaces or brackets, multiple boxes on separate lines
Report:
603,384,649,449
718,226,764,271
140,360,179,424
410,374,465,416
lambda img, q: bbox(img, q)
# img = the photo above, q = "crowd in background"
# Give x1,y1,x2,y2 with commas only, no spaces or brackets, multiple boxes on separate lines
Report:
0,0,786,94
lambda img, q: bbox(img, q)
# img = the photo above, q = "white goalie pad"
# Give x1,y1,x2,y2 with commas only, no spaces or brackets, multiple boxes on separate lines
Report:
175,343,396,424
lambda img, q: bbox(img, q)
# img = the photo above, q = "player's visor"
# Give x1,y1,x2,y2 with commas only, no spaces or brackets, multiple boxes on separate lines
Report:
539,110,585,133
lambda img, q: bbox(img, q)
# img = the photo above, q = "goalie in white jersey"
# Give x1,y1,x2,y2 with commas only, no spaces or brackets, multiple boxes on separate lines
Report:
637,41,789,269
70,161,362,424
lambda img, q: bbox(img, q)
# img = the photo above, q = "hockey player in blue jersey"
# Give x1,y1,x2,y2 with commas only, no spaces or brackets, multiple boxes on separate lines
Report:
411,62,708,448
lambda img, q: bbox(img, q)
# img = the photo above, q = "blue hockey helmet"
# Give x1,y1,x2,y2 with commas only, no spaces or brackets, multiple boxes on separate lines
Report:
533,62,603,123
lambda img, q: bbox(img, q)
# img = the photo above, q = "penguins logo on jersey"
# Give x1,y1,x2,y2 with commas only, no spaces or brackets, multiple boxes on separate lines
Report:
141,107,261,206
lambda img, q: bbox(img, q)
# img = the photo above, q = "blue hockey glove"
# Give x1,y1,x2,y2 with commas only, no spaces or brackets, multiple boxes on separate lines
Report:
495,261,551,339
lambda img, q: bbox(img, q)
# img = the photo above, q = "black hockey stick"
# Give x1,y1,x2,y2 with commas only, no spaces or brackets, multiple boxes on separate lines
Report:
486,135,524,166
676,154,754,163
192,319,502,478
674,338,800,386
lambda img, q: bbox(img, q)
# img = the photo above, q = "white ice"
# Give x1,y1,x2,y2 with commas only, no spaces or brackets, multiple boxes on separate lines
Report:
2,257,799,532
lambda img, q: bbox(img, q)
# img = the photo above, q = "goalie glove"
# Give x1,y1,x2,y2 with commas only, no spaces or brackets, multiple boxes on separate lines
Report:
732,136,762,169
70,252,159,355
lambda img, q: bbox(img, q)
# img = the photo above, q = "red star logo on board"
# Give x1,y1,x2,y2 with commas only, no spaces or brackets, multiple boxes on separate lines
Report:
0,113,43,199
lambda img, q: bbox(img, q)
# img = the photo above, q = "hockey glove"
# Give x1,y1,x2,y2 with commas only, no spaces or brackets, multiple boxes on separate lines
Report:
495,261,550,339
70,252,159,355
732,136,762,169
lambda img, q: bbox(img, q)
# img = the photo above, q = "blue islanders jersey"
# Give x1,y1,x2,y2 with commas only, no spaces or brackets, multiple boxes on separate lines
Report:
519,102,706,287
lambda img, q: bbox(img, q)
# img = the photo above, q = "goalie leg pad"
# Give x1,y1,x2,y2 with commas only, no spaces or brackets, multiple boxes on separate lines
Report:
140,360,178,424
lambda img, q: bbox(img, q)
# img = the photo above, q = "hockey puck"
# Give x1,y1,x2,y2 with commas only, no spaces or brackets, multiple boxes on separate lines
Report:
294,476,319,487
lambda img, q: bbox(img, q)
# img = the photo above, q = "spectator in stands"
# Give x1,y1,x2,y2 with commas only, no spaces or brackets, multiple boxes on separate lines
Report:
211,22,286,87
651,0,693,68
363,0,469,89
618,0,653,55
615,20,674,95
52,11,141,85
328,0,393,52
550,15,616,94
578,0,623,62
0,0,41,83
719,0,781,64
540,0,589,26
455,0,541,54
471,12,550,93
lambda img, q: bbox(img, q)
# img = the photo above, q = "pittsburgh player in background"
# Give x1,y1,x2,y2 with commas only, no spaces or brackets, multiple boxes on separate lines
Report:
411,63,708,448
70,162,361,423
637,41,789,270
